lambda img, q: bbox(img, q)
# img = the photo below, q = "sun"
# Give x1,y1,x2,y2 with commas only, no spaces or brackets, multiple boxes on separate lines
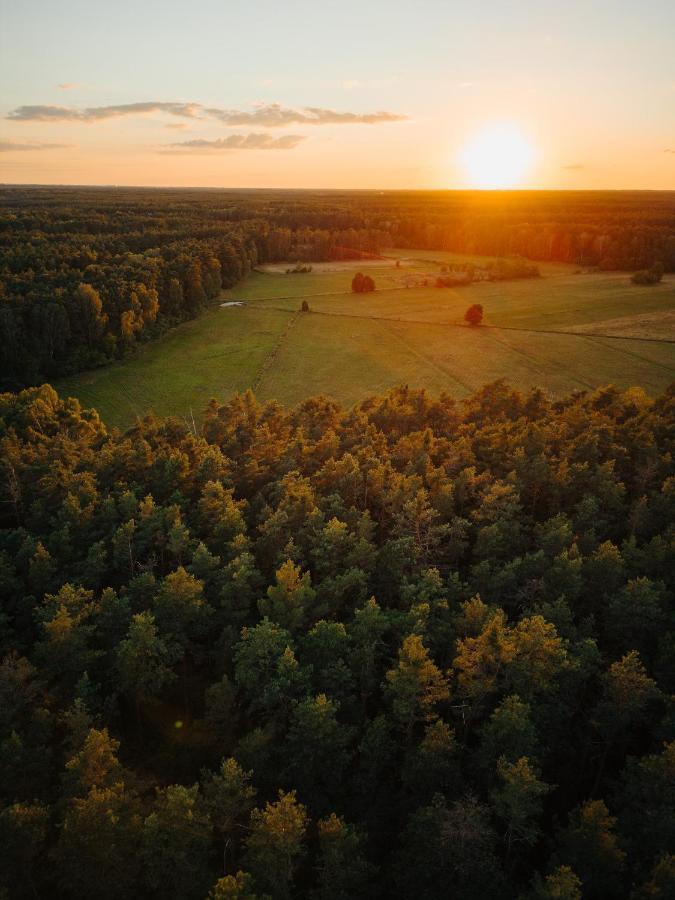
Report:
459,124,535,189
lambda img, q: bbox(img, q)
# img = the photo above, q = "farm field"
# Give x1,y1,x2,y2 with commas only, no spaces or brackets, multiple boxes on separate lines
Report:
57,307,289,427
57,251,675,428
242,263,675,332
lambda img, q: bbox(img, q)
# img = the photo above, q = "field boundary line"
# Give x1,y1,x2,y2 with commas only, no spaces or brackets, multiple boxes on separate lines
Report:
252,310,302,392
258,305,675,346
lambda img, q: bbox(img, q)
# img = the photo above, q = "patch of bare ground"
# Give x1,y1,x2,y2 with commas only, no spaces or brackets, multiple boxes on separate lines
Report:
569,309,675,341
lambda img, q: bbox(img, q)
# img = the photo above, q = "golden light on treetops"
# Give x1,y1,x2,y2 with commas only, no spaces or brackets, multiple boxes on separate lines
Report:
459,123,536,189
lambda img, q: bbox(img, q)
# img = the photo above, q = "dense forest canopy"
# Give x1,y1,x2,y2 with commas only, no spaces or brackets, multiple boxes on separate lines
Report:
2,187,675,391
0,380,673,898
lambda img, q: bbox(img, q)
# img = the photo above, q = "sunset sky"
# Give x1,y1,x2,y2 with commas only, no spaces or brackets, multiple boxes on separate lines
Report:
1,0,674,189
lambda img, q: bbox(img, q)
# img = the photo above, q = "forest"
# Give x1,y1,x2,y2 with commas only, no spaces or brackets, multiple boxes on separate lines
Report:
2,187,675,391
0,380,673,899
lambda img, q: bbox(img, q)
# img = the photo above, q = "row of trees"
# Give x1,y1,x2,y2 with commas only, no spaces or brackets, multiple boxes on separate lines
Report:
0,380,673,897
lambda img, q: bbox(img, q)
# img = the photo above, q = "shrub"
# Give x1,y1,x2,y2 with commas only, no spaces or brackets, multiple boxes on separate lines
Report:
464,304,484,326
632,263,664,285
352,273,375,293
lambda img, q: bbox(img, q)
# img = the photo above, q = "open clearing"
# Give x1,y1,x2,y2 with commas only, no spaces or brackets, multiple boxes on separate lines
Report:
57,251,675,428
569,309,675,340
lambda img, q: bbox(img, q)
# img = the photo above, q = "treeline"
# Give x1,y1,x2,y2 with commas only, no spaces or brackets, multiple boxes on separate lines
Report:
373,190,675,272
2,187,674,390
0,381,673,899
258,188,675,271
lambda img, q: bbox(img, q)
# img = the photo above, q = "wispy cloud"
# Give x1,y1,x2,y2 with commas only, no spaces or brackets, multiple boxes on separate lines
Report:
7,100,406,127
0,140,72,152
160,133,306,153
57,83,80,90
205,103,407,126
562,163,585,170
664,148,675,154
7,101,202,122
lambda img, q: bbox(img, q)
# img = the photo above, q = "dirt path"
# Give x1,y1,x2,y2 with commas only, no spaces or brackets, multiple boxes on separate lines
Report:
252,310,301,392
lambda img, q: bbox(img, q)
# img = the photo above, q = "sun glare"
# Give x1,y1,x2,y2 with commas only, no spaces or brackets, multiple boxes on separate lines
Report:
459,124,535,188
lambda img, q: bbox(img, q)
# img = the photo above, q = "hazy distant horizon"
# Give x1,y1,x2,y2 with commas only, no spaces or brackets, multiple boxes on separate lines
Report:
3,183,675,195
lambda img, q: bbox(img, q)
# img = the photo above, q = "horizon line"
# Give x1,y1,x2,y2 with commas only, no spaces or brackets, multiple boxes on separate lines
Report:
2,182,675,194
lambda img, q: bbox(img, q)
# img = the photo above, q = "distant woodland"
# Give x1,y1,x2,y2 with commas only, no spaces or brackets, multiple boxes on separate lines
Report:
0,381,673,898
2,187,675,390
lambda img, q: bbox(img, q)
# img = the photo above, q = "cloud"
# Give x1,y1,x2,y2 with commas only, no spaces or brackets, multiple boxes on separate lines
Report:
7,101,202,122
57,83,79,90
0,140,72,152
7,100,406,127
562,163,585,170
165,122,188,130
664,148,675,154
205,102,407,126
160,133,306,153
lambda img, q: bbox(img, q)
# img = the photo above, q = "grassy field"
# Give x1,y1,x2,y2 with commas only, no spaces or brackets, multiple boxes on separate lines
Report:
57,251,675,428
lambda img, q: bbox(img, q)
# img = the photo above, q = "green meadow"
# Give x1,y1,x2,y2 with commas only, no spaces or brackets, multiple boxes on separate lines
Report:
57,252,675,428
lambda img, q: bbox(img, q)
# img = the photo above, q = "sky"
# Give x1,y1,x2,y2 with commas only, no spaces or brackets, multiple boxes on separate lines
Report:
1,0,674,189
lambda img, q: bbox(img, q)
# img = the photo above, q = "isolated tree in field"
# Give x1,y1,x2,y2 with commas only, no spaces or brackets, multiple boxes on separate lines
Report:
301,299,310,312
351,272,375,293
465,303,484,326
